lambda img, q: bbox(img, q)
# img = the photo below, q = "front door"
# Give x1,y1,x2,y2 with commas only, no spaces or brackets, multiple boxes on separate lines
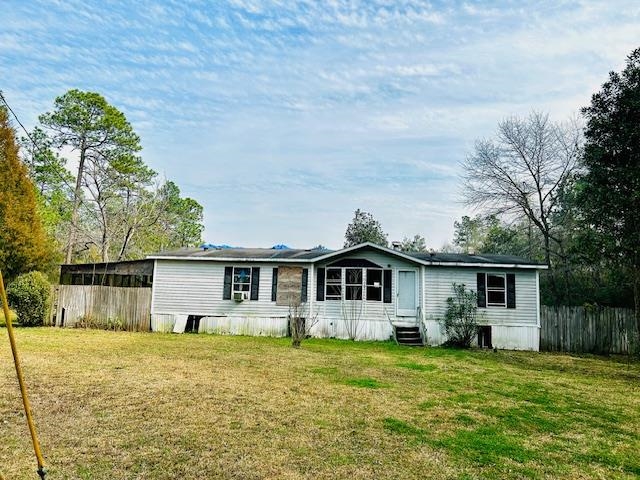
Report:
396,270,417,317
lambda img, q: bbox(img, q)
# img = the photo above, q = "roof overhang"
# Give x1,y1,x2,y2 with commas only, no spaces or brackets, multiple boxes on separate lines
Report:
311,242,424,265
311,242,548,269
147,256,316,263
423,262,548,269
148,242,548,269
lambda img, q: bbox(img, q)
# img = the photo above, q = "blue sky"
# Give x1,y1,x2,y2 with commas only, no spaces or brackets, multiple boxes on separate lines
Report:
2,1,638,249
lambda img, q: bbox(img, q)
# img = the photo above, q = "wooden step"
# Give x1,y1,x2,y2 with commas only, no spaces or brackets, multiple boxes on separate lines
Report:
395,326,420,333
394,325,423,346
396,334,421,341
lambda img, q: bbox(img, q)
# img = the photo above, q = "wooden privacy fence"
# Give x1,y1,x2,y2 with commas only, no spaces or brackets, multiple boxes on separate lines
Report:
540,305,637,354
54,285,152,332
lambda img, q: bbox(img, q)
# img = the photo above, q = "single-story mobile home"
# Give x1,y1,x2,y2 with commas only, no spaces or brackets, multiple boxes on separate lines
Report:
147,242,546,350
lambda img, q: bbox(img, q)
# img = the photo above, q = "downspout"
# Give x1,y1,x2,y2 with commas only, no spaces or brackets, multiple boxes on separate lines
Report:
150,259,158,331
309,264,315,333
536,270,541,328
420,265,427,345
536,269,541,352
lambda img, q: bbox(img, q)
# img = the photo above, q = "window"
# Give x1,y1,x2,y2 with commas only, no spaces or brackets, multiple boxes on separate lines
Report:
366,269,383,301
345,268,363,300
224,266,259,300
486,273,506,307
326,268,342,300
233,267,251,294
324,267,384,301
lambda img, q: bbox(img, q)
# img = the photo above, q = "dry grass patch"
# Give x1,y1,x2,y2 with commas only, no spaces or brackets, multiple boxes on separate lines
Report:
0,328,639,479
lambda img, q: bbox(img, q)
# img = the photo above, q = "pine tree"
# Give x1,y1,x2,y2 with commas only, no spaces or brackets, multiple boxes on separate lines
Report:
0,106,50,280
579,47,640,333
344,209,388,248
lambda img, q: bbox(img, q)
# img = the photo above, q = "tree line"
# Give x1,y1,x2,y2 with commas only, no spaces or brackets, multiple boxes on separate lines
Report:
0,89,204,281
343,47,640,323
2,46,638,325
458,47,639,315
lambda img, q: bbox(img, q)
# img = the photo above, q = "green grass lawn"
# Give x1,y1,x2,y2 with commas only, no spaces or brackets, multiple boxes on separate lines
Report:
1,328,639,479
0,308,17,327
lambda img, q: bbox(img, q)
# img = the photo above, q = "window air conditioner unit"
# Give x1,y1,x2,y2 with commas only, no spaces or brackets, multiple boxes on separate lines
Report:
233,291,249,302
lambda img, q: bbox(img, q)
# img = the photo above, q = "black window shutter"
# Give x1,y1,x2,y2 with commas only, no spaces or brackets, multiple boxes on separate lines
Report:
301,268,308,302
250,267,260,300
223,266,233,300
506,273,516,309
271,268,278,301
316,268,325,301
477,273,486,308
383,269,392,303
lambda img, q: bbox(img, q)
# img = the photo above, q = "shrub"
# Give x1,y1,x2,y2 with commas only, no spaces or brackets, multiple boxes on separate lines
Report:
7,271,51,327
75,316,125,331
288,298,318,348
438,282,481,348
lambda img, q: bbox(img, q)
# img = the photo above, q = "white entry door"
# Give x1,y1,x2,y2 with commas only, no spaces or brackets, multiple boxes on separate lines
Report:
396,270,417,317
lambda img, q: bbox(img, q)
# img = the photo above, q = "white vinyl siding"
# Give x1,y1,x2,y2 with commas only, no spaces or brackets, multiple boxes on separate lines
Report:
311,250,423,340
152,260,309,317
423,267,538,326
150,250,541,348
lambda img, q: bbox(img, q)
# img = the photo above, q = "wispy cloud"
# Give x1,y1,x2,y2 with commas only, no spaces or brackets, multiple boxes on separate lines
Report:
1,0,638,248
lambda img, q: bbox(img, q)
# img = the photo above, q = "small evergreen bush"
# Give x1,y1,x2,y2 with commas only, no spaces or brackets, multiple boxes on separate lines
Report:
439,282,481,348
7,271,51,326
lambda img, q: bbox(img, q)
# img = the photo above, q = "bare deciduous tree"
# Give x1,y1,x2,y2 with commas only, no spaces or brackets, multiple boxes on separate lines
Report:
461,112,582,268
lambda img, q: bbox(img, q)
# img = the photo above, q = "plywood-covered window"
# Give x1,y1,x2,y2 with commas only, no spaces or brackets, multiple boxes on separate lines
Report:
275,266,308,306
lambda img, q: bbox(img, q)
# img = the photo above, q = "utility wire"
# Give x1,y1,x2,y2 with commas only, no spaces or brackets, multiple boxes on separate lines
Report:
0,89,93,210
0,89,109,255
0,90,151,285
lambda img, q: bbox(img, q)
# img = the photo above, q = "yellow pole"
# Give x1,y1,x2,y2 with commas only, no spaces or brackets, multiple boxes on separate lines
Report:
0,270,46,479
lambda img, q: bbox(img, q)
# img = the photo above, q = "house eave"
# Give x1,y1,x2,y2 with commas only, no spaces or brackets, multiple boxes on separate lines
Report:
148,256,315,263
424,262,548,269
147,242,548,269
311,242,425,265
310,242,547,269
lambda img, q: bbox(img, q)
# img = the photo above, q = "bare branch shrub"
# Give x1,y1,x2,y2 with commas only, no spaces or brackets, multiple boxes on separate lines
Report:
288,295,318,349
341,296,364,341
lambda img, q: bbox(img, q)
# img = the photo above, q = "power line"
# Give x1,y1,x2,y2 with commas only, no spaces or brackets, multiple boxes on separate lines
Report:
0,90,81,201
0,89,107,254
0,90,171,271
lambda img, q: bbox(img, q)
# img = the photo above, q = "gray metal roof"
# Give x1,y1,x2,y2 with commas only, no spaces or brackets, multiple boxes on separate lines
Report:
405,252,546,266
148,244,546,268
149,247,329,260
